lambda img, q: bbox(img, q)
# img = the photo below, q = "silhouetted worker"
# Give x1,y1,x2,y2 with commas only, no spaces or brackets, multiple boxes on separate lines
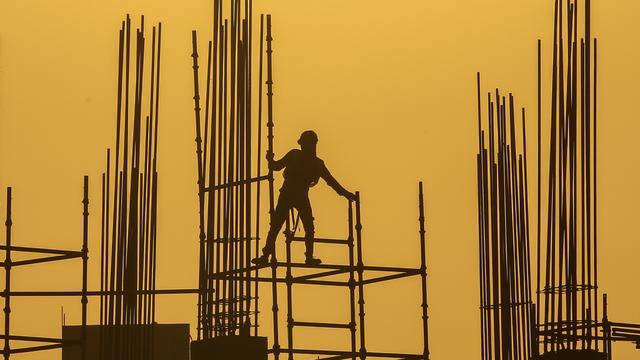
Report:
252,130,356,266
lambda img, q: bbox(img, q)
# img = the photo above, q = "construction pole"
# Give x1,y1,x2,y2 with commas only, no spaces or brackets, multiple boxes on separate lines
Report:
476,73,487,360
82,176,89,360
355,192,366,360
592,37,599,347
285,217,294,360
3,188,12,360
348,201,357,360
254,13,265,337
191,29,207,340
418,182,430,360
536,39,542,343
100,172,106,360
265,14,280,360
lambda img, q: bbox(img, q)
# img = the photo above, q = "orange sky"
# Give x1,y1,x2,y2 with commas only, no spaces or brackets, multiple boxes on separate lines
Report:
1,0,640,359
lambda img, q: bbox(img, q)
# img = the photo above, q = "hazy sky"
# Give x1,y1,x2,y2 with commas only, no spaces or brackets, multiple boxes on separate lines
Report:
1,0,640,359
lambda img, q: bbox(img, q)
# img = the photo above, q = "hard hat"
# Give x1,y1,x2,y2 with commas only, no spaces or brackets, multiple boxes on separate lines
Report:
297,130,318,146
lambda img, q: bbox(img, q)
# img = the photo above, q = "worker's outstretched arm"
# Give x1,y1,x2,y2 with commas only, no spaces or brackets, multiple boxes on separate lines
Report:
268,150,294,171
320,163,357,201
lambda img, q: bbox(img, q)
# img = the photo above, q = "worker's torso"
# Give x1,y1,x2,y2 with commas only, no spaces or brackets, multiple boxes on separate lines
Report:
282,150,324,193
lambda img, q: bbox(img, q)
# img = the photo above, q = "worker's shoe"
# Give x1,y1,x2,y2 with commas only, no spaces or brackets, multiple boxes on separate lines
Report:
251,254,270,266
305,256,322,266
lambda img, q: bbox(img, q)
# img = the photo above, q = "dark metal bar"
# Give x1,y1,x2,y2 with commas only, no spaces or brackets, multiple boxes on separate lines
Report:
418,182,430,360
536,39,542,342
294,269,349,281
82,176,89,360
10,254,82,267
592,36,599,343
292,321,351,329
359,271,421,286
285,220,294,360
3,289,205,297
0,246,82,256
347,201,357,360
272,348,423,359
266,14,280,359
205,174,269,191
0,335,69,344
191,29,206,340
290,236,349,245
3,188,12,360
8,344,64,354
254,12,265,338
354,193,366,359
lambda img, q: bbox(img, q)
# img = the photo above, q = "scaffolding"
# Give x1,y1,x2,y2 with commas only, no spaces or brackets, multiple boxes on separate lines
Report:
0,179,90,359
190,1,431,358
254,185,430,360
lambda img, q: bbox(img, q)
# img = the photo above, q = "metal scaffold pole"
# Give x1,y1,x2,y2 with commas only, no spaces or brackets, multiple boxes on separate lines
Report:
418,182,430,360
82,176,89,360
3,188,12,360
265,14,280,359
354,192,366,359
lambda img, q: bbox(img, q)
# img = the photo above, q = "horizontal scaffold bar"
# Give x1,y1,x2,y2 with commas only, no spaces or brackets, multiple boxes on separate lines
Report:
0,245,82,256
3,253,83,267
538,284,598,294
208,262,421,277
290,236,349,245
292,321,352,329
0,335,77,344
294,269,350,281
9,343,64,354
608,322,640,330
268,348,423,359
1,288,203,297
203,174,270,192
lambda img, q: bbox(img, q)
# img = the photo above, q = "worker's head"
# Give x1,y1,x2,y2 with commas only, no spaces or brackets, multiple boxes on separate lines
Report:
298,130,318,154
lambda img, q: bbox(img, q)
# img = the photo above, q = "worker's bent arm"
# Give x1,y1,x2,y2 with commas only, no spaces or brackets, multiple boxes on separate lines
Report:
269,150,294,171
320,163,351,198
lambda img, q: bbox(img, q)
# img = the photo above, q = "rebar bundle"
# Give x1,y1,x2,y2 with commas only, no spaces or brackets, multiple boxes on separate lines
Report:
99,15,162,360
476,75,534,360
536,0,601,354
191,0,272,340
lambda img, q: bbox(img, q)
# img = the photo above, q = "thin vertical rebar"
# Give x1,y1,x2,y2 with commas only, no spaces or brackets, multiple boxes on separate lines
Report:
418,182,430,360
285,217,294,360
3,188,12,360
254,13,265,337
265,14,280,359
354,192,366,360
82,176,89,360
348,201,357,360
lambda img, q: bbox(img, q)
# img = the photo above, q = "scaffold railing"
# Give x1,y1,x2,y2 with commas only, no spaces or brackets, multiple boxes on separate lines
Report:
0,178,89,359
208,184,431,360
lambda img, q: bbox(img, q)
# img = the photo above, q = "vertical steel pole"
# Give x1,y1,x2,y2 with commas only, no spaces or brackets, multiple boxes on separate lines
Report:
536,39,542,342
285,217,293,360
82,176,89,360
191,29,207,340
254,13,265,337
265,14,280,359
418,183,430,360
347,201,357,360
354,192,366,360
592,37,599,348
100,172,106,360
3,188,12,360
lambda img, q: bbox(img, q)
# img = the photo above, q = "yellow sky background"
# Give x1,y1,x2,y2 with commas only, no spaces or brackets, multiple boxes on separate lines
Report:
1,0,640,359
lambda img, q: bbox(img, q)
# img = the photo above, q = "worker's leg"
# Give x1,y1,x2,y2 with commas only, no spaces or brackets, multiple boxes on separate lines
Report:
261,192,291,258
295,194,316,260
